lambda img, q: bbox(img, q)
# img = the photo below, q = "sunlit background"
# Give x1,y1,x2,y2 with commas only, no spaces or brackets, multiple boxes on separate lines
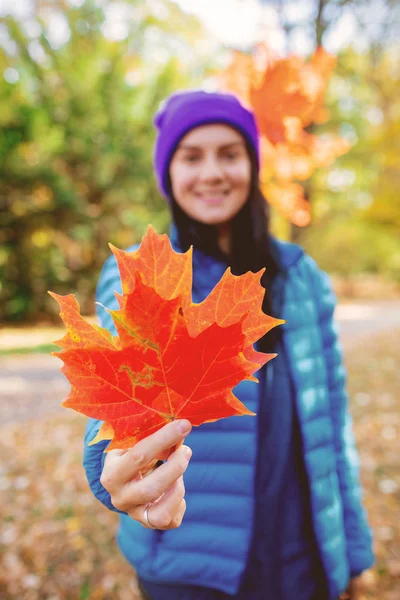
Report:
0,0,399,322
0,1,399,598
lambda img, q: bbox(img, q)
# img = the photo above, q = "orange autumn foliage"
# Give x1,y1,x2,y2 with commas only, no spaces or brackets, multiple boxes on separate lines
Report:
50,227,283,454
217,44,350,226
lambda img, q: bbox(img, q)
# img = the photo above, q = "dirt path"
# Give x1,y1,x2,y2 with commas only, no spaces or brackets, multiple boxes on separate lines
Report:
1,300,399,426
0,354,69,425
335,300,400,346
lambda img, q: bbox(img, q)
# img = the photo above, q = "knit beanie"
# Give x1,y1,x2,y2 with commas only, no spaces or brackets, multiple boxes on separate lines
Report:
153,90,260,198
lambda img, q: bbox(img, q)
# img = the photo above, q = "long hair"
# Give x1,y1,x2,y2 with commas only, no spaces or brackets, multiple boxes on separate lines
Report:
168,145,282,352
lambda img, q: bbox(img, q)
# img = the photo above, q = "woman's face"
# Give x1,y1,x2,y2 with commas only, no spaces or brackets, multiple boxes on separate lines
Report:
169,124,252,226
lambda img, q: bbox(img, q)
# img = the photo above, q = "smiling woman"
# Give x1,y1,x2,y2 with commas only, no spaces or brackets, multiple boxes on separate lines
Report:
82,89,374,600
169,125,252,243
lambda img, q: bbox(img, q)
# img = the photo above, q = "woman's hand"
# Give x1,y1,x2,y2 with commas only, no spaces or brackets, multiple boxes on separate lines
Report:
100,419,192,530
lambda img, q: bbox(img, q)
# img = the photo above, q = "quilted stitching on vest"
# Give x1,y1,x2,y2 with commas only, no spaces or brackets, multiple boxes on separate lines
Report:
83,239,374,599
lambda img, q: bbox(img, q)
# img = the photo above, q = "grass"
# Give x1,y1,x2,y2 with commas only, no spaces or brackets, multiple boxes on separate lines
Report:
0,343,59,356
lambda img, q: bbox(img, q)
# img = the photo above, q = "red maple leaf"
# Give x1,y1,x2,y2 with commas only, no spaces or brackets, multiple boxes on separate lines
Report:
50,226,283,452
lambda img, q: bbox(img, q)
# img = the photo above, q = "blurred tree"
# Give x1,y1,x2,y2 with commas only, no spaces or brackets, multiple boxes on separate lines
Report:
301,45,400,283
254,0,399,243
256,0,399,52
0,0,211,322
362,50,400,237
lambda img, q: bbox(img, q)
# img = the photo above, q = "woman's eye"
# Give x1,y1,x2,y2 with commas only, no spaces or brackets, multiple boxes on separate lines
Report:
224,153,239,160
183,155,200,163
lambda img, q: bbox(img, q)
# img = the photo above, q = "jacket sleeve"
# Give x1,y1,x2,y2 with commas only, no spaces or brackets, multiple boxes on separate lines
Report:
306,257,375,577
82,253,126,514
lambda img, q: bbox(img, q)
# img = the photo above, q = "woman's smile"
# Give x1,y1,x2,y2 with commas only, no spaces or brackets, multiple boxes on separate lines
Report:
195,189,231,206
169,124,251,227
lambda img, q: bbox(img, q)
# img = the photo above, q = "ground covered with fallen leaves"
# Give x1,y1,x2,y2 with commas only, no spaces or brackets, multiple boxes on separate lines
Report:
0,329,399,599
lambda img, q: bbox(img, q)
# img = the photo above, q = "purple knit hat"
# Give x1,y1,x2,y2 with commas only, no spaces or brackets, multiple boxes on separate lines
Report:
153,90,260,198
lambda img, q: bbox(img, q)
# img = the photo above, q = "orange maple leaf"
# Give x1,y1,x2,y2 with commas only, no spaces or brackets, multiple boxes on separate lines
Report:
50,226,283,452
248,46,337,143
216,44,349,226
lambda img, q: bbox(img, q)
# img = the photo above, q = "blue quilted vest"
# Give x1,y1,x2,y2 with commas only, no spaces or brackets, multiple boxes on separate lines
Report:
83,235,374,600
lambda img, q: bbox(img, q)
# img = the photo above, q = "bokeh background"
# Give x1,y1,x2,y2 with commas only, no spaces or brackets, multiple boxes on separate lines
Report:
0,1,399,598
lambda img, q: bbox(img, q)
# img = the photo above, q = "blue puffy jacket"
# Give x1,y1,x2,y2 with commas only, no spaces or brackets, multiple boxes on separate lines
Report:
83,234,374,600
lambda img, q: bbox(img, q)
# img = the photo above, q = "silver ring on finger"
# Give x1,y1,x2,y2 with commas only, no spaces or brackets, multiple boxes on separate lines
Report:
144,502,157,529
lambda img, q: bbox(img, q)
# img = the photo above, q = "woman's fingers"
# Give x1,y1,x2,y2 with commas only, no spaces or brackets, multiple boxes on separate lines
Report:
101,419,192,492
117,444,192,511
169,499,187,528
141,498,187,530
120,419,191,482
100,420,192,529
150,477,186,529
137,476,185,529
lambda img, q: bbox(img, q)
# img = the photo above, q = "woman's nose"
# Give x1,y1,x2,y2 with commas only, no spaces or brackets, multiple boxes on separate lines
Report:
199,156,224,182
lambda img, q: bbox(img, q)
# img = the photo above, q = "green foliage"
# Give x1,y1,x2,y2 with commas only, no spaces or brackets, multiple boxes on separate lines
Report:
0,0,210,321
302,219,400,282
301,46,400,282
0,343,58,356
1,1,398,322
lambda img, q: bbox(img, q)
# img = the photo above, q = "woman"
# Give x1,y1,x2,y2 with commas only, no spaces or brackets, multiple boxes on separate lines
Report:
83,90,374,600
